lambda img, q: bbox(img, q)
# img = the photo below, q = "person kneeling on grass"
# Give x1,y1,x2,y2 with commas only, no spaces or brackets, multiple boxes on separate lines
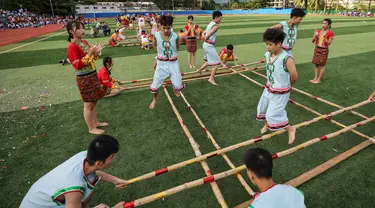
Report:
20,135,127,208
219,44,238,66
244,148,306,208
98,57,125,97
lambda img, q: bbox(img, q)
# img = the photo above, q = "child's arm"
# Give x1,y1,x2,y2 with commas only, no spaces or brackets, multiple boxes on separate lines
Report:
324,33,334,46
152,35,157,51
369,90,375,101
96,170,128,188
219,49,224,57
270,23,282,29
286,57,298,85
204,25,218,41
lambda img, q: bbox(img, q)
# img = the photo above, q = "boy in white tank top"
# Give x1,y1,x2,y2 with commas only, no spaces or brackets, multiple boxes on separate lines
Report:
197,10,223,85
149,15,184,109
244,148,306,208
270,8,306,56
20,135,126,208
256,28,298,144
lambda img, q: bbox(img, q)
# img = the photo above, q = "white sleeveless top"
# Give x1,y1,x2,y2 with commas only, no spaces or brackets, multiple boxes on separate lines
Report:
250,184,305,208
141,34,149,43
265,50,291,93
155,31,178,61
280,21,297,50
20,151,99,207
204,21,218,45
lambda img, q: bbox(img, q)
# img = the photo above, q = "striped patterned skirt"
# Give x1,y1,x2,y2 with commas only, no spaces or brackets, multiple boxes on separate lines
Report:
312,46,329,66
76,72,110,102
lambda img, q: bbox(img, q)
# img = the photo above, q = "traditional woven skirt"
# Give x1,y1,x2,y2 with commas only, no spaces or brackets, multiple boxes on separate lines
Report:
186,37,197,53
312,46,329,66
76,72,110,102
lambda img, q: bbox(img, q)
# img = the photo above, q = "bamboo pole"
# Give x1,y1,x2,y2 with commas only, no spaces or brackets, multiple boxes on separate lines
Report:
120,61,263,85
123,118,374,208
249,69,370,120
286,136,375,188
121,66,266,92
180,92,255,197
288,99,374,141
163,86,228,208
273,116,375,159
125,100,370,185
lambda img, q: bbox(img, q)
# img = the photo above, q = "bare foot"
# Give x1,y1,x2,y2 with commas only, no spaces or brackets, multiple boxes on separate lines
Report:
96,122,109,127
192,65,196,68
174,90,181,97
261,125,268,134
89,128,105,135
309,79,316,83
149,100,157,109
208,79,218,85
288,126,296,144
312,80,321,84
189,65,193,69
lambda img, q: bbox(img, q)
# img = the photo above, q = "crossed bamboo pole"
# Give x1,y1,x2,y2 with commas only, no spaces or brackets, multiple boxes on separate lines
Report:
180,92,255,196
122,116,374,207
125,100,371,185
120,61,263,85
162,86,228,208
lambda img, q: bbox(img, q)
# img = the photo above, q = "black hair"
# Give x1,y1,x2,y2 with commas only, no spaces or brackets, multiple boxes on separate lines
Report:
263,28,285,44
226,44,234,50
212,11,223,19
323,18,332,28
160,15,173,26
180,29,184,33
188,15,194,20
87,135,119,165
244,148,273,179
290,8,306,18
66,20,85,42
103,57,113,75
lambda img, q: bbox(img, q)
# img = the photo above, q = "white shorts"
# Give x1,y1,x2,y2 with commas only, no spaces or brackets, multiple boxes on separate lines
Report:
256,88,290,131
203,42,220,66
150,60,185,93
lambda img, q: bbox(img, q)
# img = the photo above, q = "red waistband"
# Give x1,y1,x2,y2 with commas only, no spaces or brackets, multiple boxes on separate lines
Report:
266,85,291,94
157,58,178,62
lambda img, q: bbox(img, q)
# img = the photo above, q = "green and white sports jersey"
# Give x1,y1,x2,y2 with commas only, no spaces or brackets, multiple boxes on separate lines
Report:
249,184,305,208
280,21,298,50
20,151,99,207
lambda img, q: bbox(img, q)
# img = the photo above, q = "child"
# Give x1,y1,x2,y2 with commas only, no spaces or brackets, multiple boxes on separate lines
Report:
197,11,223,85
184,15,199,68
271,8,306,56
179,29,186,45
219,44,238,66
149,15,184,109
137,15,145,36
66,20,109,135
310,19,334,84
256,28,298,144
140,30,150,50
98,57,125,98
244,148,306,208
109,30,120,47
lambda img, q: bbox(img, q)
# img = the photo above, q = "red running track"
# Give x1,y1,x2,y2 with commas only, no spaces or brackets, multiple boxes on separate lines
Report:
0,24,65,47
